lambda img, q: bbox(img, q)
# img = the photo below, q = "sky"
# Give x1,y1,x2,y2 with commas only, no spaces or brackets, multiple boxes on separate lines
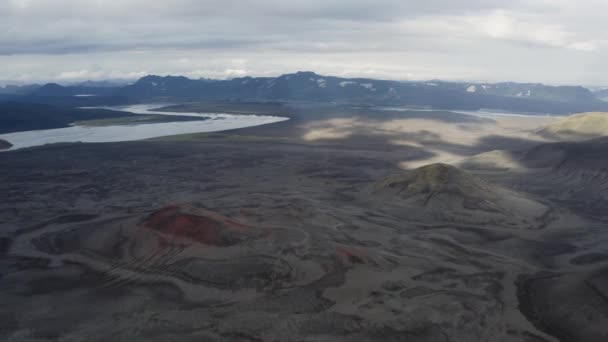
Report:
1,0,607,86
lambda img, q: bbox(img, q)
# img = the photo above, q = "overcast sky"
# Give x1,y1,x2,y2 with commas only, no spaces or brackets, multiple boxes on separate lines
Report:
1,0,607,85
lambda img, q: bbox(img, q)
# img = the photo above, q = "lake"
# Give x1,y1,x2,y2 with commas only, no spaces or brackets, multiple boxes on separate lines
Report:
0,104,289,151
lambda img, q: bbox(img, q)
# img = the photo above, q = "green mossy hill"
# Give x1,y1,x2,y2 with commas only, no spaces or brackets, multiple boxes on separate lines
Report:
375,163,496,199
540,112,608,139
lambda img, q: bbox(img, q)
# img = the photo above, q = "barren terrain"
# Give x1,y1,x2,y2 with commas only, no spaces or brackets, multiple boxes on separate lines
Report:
1,103,607,341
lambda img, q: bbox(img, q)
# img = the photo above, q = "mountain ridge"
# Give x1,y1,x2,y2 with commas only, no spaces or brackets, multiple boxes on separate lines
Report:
6,71,608,114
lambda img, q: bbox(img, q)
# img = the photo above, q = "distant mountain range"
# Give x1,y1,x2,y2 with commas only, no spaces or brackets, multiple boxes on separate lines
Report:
0,84,42,95
2,72,608,114
593,88,608,101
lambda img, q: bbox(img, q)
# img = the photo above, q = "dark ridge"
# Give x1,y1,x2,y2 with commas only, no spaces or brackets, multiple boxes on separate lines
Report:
0,102,134,134
0,139,12,150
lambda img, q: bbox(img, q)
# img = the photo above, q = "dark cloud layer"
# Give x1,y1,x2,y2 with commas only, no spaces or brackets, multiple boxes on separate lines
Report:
0,0,606,85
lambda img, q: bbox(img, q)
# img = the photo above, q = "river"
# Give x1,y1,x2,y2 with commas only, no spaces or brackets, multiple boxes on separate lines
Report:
0,104,289,151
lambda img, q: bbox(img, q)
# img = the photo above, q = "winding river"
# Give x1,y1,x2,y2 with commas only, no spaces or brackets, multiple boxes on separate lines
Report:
0,104,289,151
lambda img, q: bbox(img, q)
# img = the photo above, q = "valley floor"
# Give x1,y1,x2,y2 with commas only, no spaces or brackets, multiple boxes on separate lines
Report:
1,103,607,342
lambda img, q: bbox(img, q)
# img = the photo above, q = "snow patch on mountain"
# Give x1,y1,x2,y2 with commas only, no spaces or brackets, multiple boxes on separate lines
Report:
361,83,376,91
340,81,356,87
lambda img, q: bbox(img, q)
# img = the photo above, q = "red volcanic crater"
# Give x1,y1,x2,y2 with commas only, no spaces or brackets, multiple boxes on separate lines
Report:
336,244,366,264
142,205,259,246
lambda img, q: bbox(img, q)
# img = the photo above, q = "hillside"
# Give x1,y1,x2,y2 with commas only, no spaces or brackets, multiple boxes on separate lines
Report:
519,137,608,172
462,137,608,221
463,136,608,173
538,112,608,140
374,163,498,208
372,163,547,227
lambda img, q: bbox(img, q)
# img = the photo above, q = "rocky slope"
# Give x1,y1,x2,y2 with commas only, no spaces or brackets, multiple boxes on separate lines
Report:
372,163,548,227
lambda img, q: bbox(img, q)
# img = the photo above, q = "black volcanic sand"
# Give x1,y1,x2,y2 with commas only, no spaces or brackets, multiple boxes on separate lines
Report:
518,269,608,342
1,111,607,341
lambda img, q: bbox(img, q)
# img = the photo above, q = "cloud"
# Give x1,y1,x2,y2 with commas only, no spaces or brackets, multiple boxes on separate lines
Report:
399,9,603,51
0,0,607,85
